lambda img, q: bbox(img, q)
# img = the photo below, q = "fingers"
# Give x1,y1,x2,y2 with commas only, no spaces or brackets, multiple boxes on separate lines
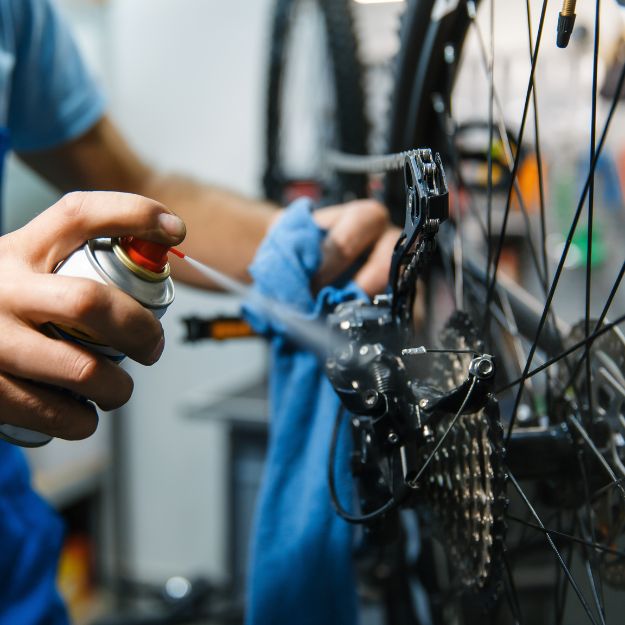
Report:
5,274,164,366
0,322,134,411
313,199,389,288
0,374,99,440
354,227,401,297
13,191,186,272
0,190,177,442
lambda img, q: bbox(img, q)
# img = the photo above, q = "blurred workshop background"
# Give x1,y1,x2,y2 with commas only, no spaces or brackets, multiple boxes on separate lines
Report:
8,1,625,624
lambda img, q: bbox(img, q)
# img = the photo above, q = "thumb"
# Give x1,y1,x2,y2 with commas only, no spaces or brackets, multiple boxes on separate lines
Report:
14,191,186,272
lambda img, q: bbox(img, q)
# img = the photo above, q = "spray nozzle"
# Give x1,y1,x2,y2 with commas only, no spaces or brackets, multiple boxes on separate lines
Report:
120,237,173,273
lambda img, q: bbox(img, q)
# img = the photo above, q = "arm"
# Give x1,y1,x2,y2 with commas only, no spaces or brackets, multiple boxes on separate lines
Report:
19,116,279,288
19,115,396,296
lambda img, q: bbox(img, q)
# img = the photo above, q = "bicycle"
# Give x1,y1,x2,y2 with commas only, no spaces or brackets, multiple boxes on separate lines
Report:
316,1,625,624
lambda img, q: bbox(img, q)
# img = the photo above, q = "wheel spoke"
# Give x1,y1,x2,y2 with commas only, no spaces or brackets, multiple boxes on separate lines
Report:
524,0,556,415
429,95,489,243
497,285,538,404
585,0,602,431
509,472,600,625
470,7,549,293
486,0,494,279
504,46,625,445
584,556,607,625
507,514,625,559
592,475,625,501
567,414,625,501
556,514,576,625
525,0,549,287
578,450,607,624
578,516,607,625
498,310,625,393
483,0,549,315
502,551,524,625
560,258,625,401
453,221,465,310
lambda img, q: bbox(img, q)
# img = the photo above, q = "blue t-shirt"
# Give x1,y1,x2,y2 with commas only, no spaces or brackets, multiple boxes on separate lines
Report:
0,1,105,623
0,0,105,151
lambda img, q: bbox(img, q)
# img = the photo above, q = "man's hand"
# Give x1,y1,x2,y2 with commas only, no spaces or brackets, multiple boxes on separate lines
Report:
0,191,185,440
313,199,399,297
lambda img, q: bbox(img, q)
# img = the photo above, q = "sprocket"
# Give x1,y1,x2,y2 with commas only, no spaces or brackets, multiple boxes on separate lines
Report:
564,321,625,588
418,312,507,602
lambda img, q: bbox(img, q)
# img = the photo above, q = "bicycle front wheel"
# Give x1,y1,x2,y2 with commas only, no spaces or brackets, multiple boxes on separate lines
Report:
264,0,369,205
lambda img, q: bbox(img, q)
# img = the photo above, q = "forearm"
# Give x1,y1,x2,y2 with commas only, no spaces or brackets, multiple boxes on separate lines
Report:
18,116,394,303
138,174,279,287
19,116,279,288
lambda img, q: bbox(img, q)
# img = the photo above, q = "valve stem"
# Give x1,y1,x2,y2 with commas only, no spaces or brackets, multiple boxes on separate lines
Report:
556,0,577,48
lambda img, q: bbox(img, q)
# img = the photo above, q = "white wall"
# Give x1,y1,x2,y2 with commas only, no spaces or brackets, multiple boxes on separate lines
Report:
106,0,272,581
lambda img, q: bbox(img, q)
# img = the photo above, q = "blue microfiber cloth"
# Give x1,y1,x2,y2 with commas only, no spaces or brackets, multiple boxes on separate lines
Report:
243,199,364,625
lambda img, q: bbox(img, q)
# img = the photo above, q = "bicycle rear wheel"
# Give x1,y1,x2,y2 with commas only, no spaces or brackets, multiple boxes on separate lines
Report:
383,1,625,623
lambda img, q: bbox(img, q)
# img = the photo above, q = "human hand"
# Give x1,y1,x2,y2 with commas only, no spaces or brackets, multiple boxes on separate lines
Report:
0,191,186,440
312,199,399,297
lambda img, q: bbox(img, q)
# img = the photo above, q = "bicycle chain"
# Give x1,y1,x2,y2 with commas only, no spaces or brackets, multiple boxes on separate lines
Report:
390,149,447,320
325,148,415,174
394,218,439,298
326,149,447,316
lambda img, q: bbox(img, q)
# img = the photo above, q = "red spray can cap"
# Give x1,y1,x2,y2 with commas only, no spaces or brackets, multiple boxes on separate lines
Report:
120,237,170,273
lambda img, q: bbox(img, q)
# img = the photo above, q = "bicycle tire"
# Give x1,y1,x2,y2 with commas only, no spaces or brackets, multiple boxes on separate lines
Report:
263,0,369,205
384,1,472,223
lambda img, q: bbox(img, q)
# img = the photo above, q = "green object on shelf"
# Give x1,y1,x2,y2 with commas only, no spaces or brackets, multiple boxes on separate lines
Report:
553,164,606,268
571,221,606,267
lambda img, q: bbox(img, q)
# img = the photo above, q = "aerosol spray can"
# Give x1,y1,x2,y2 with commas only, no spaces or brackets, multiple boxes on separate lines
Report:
0,237,176,447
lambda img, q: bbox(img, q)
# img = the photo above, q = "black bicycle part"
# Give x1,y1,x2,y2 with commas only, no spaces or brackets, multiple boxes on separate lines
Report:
384,0,472,224
92,576,242,625
375,1,625,623
182,315,256,342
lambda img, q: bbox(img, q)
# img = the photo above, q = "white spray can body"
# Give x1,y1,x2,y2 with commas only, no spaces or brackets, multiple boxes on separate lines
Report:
0,237,175,447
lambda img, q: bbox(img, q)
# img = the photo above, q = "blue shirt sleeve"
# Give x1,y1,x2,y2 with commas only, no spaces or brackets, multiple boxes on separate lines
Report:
0,442,69,625
8,0,106,152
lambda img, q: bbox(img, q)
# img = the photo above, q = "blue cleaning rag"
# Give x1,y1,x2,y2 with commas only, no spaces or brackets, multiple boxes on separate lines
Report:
243,199,364,625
